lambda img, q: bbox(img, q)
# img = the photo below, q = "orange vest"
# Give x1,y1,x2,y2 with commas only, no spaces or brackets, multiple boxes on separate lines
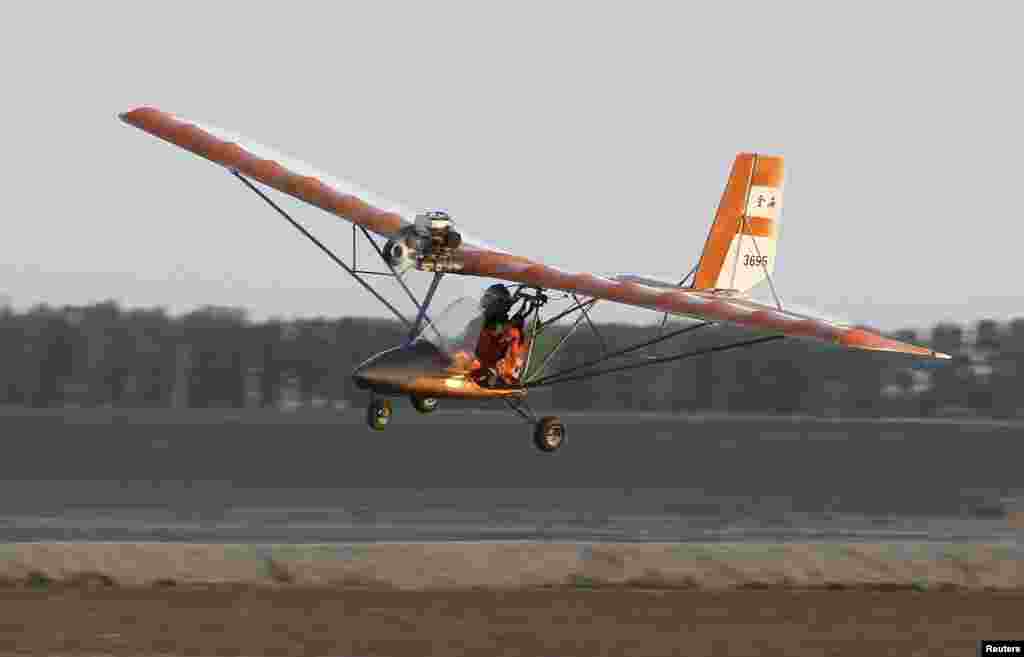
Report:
476,319,527,384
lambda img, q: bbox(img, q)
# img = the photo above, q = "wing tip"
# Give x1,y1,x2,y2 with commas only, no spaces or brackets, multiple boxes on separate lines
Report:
118,107,141,125
118,106,161,126
840,328,953,360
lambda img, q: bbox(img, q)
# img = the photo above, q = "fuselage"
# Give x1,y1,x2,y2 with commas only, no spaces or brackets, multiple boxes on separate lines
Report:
352,340,524,400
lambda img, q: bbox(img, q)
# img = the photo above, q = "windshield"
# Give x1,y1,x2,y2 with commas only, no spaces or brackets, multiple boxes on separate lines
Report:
415,296,485,365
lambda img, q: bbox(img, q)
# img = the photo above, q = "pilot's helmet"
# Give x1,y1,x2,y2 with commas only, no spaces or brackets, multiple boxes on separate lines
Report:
480,284,512,315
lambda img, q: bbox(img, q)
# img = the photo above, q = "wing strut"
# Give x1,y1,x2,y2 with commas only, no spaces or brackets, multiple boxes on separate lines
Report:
525,305,591,384
408,272,444,344
572,293,609,358
525,334,784,390
650,264,699,357
349,223,394,276
354,226,446,344
528,321,716,388
521,297,543,381
232,171,451,344
231,171,416,330
538,298,599,329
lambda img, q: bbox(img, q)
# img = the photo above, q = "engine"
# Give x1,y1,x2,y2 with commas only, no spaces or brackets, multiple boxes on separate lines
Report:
384,210,464,273
415,210,462,251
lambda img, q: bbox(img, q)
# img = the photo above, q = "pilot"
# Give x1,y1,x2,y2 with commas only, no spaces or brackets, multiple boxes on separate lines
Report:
472,284,527,387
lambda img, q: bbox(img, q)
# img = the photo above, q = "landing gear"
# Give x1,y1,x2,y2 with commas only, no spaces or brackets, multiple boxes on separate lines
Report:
366,398,392,431
505,399,566,453
410,395,439,414
533,416,566,452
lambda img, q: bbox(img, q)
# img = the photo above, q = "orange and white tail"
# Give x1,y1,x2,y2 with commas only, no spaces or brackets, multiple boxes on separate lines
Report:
693,153,784,293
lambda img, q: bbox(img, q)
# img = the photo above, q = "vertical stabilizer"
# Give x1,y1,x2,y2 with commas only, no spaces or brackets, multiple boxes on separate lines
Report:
693,153,784,293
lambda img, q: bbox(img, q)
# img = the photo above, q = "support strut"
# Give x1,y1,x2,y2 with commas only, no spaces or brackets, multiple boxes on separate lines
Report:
504,396,538,425
526,334,784,389
651,264,699,354
408,272,444,344
524,308,590,385
528,321,715,388
521,302,542,381
356,226,445,344
538,298,599,330
573,293,609,358
232,172,414,331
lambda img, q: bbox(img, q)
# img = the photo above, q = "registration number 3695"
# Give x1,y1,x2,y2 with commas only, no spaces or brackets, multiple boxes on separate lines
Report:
743,254,769,267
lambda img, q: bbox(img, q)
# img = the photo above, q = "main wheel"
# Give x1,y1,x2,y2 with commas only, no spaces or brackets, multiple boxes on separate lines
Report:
410,395,439,414
366,399,393,431
533,416,566,452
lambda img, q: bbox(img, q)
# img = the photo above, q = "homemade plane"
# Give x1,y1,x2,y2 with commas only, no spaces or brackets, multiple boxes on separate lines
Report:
120,107,949,452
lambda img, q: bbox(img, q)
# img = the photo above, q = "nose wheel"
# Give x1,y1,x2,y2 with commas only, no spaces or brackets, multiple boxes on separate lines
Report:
367,398,393,430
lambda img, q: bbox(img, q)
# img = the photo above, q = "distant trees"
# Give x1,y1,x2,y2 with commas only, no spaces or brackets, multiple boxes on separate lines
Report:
0,301,1021,417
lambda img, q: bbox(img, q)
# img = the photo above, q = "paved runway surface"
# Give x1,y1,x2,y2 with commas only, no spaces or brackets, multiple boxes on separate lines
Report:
1,408,1020,543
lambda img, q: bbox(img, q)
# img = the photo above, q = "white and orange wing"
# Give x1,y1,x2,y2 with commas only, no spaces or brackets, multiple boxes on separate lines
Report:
455,257,948,358
121,108,948,359
120,107,416,240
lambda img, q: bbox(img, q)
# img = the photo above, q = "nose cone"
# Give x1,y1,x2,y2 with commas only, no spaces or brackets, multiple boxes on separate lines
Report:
351,350,393,391
352,340,451,393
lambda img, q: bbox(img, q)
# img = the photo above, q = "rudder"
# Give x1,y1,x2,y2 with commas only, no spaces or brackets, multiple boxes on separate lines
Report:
693,153,784,293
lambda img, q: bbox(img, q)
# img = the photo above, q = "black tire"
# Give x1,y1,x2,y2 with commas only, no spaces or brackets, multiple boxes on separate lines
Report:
367,399,392,431
533,416,566,452
410,395,439,414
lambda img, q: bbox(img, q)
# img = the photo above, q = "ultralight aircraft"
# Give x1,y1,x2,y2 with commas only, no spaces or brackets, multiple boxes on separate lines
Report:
120,107,949,452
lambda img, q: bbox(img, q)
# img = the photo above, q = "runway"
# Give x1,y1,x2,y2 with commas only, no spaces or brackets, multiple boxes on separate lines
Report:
1,408,1020,543
0,491,1017,543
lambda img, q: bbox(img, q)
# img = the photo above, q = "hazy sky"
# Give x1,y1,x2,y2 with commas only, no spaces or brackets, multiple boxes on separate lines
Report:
3,2,1021,331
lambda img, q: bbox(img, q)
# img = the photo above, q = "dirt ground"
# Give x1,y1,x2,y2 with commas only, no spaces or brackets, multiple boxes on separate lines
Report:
0,585,1019,656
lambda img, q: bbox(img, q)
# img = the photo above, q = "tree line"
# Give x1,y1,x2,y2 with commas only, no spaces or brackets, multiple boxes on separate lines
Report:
0,301,1019,418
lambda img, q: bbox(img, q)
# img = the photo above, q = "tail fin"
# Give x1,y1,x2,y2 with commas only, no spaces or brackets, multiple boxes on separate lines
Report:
693,153,784,293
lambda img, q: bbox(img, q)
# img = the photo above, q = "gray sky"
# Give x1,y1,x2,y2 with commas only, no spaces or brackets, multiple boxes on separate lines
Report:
3,2,1021,331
